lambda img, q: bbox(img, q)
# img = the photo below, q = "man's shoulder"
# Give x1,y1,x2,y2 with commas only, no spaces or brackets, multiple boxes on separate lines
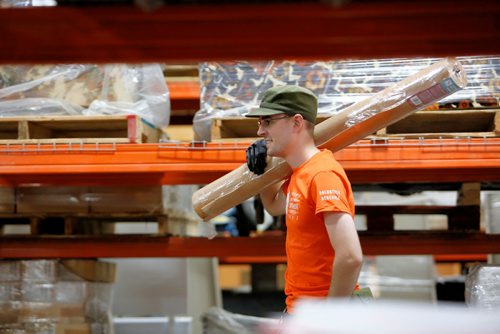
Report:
308,150,343,172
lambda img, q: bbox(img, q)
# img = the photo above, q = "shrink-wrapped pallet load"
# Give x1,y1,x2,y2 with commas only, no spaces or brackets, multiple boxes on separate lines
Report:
193,58,467,220
0,260,115,333
465,264,500,311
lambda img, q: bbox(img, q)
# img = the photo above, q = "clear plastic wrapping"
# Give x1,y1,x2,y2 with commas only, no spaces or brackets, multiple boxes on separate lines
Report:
202,306,278,334
0,260,114,334
465,264,500,311
0,261,21,282
359,256,436,301
162,185,204,231
0,64,170,128
194,56,498,141
0,0,36,8
484,193,500,234
21,260,57,284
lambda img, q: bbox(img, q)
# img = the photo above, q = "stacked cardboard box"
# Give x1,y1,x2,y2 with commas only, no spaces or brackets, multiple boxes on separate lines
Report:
0,260,116,334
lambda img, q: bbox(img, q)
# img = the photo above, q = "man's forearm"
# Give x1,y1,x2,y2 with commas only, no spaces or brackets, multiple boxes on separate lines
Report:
328,257,362,297
259,181,285,216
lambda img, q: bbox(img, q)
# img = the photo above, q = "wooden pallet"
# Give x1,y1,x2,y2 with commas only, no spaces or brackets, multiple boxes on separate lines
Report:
0,213,169,236
0,115,161,144
376,108,500,138
210,109,500,141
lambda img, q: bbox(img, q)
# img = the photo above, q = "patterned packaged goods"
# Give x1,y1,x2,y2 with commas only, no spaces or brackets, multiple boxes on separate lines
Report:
194,56,499,141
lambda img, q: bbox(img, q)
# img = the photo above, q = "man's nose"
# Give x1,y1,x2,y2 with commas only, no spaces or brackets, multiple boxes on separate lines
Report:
257,124,266,137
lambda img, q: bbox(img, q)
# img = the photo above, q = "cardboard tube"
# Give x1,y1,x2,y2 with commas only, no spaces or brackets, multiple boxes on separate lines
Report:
193,58,467,220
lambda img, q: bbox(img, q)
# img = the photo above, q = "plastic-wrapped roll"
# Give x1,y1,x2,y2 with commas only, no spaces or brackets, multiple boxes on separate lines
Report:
193,58,467,220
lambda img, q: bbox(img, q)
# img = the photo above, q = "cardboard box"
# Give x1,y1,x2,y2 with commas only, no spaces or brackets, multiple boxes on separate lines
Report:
56,303,87,323
0,186,15,213
60,259,117,283
21,282,55,302
21,260,57,283
0,261,21,282
19,302,59,322
55,323,91,334
89,186,163,214
0,301,20,324
17,186,89,214
218,265,251,290
0,282,21,302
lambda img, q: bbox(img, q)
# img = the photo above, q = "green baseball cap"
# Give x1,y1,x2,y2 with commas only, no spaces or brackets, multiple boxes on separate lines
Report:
246,85,318,123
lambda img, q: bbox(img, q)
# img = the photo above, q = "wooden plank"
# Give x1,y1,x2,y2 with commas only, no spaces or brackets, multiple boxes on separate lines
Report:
457,182,481,206
0,115,161,144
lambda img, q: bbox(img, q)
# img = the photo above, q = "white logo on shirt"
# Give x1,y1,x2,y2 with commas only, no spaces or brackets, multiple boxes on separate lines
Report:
287,191,301,220
319,189,340,201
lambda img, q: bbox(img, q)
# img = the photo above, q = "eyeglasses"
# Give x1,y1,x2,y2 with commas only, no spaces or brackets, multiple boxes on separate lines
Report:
257,115,290,128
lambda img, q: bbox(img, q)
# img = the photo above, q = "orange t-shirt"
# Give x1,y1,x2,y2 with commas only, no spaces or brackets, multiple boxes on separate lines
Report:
282,149,355,311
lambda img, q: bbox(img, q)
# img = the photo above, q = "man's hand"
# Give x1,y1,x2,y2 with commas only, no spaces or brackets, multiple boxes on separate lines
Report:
246,139,267,175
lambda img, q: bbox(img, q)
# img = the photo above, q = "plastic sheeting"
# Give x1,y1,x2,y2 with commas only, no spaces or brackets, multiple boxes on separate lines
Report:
465,264,500,311
202,307,278,334
0,64,171,128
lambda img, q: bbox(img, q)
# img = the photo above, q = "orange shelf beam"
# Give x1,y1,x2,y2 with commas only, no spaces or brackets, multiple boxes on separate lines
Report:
168,81,200,113
0,1,498,64
1,138,500,186
218,254,489,264
1,232,499,259
433,254,487,262
168,81,200,101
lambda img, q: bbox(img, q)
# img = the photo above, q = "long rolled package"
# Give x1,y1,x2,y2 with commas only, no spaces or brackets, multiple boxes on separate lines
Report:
192,58,467,220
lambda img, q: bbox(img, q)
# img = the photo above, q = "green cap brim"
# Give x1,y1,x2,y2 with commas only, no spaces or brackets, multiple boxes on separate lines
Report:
245,107,287,118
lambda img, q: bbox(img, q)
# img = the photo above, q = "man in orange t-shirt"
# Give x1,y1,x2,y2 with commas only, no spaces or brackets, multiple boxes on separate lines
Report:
246,85,363,312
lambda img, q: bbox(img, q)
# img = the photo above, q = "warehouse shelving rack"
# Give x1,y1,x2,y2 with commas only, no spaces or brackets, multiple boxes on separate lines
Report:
0,0,499,261
1,138,500,259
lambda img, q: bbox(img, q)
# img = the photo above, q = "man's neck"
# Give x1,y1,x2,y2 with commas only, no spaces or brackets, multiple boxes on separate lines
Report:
286,144,320,169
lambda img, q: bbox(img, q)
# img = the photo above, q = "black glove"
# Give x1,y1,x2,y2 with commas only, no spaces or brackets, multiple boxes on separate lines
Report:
246,139,267,175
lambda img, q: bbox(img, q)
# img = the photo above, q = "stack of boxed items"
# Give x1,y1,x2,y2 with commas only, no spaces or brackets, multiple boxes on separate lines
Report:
0,259,116,333
193,56,499,141
1,183,201,237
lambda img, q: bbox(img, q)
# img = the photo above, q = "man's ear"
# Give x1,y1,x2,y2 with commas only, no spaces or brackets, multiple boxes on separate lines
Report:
293,114,303,126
